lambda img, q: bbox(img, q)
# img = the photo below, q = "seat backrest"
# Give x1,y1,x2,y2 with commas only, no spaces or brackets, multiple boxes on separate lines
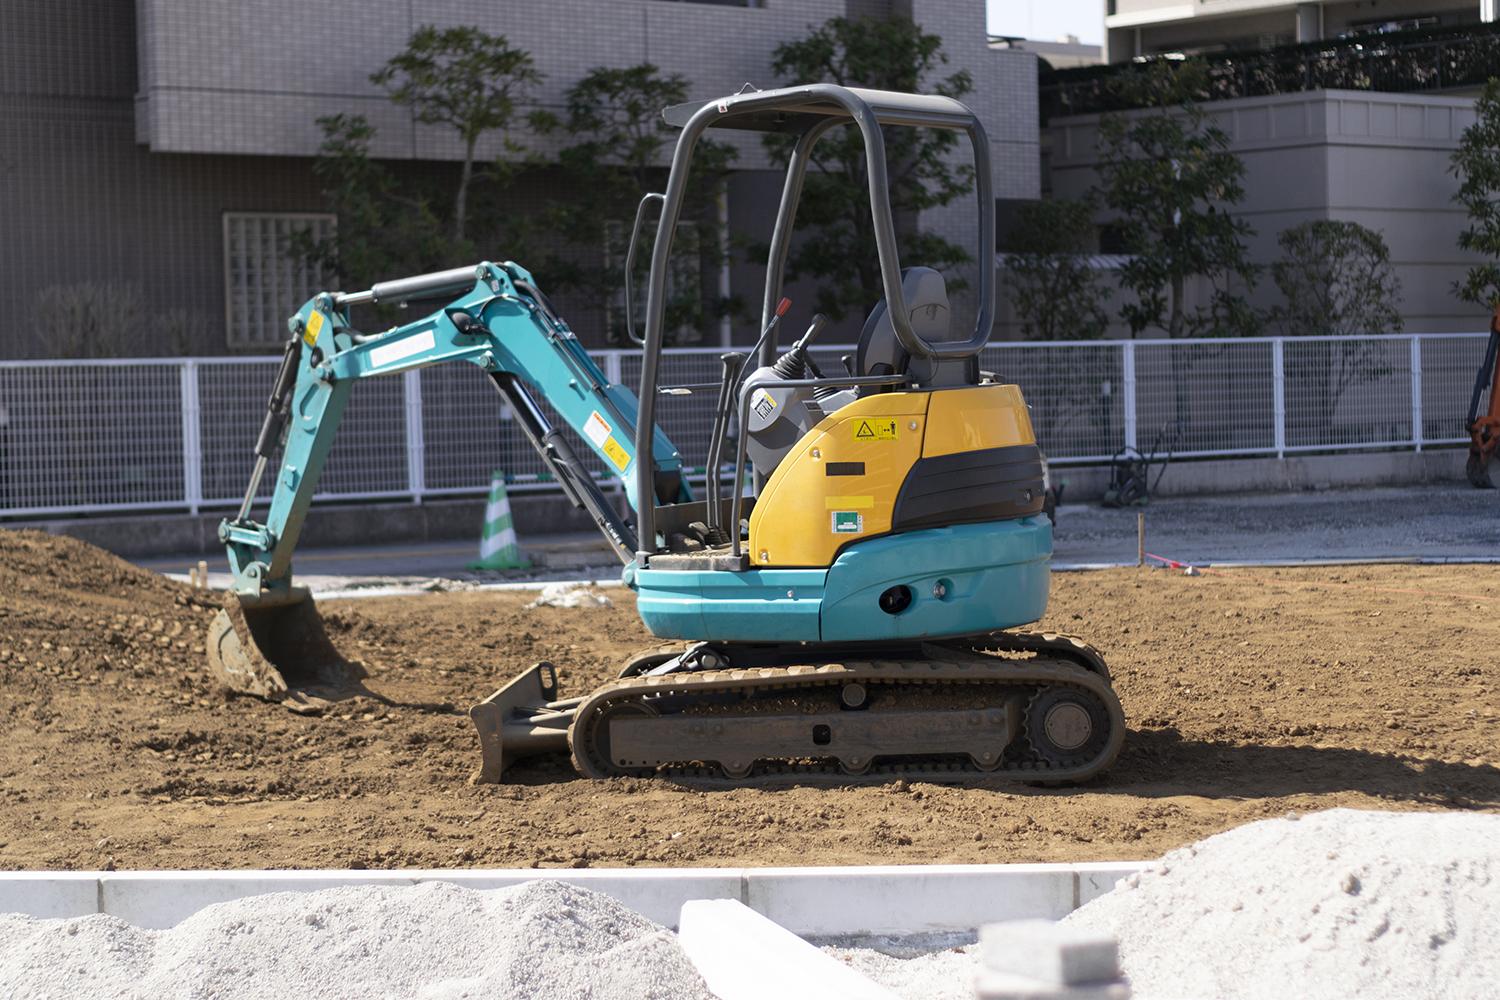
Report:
854,267,950,380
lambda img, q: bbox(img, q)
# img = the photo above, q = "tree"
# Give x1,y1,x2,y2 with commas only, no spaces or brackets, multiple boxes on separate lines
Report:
1003,197,1111,341
533,64,737,344
1272,219,1402,441
371,26,541,242
1097,61,1258,339
1002,196,1116,450
764,16,975,321
1272,221,1402,338
290,114,451,291
1451,78,1500,310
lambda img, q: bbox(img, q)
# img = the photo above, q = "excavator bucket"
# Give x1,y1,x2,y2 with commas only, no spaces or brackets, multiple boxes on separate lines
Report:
205,589,367,714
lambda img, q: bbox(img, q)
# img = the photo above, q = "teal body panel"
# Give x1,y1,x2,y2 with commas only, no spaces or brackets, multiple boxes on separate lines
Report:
632,517,1052,643
632,567,828,642
819,516,1051,641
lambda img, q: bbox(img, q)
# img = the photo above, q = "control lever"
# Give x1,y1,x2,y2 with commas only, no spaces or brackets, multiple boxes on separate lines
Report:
703,351,746,545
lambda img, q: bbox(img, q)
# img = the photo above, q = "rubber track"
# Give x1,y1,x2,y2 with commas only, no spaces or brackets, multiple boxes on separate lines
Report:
568,651,1125,786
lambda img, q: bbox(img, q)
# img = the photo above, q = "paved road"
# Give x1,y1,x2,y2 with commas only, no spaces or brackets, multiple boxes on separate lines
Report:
1051,484,1499,566
131,485,1499,589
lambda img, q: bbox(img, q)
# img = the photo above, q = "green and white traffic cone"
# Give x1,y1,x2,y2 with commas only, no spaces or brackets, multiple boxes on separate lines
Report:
469,472,530,570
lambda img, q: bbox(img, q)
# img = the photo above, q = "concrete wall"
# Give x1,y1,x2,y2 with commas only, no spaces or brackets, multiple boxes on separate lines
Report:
1045,88,1486,337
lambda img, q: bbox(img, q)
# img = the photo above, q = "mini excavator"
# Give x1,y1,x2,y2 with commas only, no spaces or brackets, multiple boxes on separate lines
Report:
208,84,1125,785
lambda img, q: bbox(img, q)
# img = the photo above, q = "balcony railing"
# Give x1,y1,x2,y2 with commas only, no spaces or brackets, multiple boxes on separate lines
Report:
1043,22,1500,121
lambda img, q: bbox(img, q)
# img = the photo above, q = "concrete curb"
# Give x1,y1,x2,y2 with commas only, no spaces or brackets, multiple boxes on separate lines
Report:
0,862,1148,934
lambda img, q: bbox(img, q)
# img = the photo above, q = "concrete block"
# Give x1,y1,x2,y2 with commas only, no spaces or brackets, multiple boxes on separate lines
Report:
0,872,100,920
980,920,1120,985
98,870,416,929
745,864,1075,937
679,898,901,1000
411,868,744,928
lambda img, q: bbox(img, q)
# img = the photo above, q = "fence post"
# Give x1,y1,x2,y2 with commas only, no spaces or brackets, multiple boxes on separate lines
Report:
403,368,425,504
603,349,623,388
1410,335,1424,452
179,360,203,515
1272,338,1286,459
1121,341,1138,450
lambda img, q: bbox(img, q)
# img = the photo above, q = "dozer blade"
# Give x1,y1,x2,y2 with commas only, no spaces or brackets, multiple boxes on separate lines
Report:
469,662,577,783
205,589,367,714
1467,449,1495,489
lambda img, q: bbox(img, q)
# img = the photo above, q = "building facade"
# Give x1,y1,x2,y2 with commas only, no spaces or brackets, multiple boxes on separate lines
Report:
1106,0,1493,61
1050,88,1483,335
0,0,1038,358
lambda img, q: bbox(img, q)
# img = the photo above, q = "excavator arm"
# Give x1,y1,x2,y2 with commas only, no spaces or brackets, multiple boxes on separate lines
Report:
219,259,688,606
206,260,688,711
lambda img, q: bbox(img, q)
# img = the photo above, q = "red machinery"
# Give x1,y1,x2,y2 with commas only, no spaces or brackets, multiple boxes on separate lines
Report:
1467,305,1500,488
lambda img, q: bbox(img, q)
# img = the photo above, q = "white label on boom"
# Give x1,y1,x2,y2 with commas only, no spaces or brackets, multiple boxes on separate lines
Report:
369,330,436,368
584,411,612,447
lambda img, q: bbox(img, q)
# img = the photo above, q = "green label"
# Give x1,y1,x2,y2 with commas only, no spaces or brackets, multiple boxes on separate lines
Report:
831,511,863,534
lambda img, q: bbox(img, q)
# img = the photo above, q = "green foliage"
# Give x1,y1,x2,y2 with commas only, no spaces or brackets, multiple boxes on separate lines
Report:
533,64,737,344
371,25,541,241
1451,78,1500,309
763,16,975,320
1003,197,1111,340
290,113,451,290
1272,219,1401,434
1097,62,1258,339
1272,220,1403,337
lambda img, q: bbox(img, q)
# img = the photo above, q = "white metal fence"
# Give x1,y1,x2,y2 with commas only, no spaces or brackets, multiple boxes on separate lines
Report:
0,334,1488,519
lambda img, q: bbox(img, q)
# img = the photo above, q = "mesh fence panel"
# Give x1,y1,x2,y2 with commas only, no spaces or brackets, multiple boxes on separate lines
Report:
199,360,279,505
1135,340,1276,454
0,363,185,512
1,335,1490,518
1419,334,1491,444
987,343,1124,460
1284,338,1412,448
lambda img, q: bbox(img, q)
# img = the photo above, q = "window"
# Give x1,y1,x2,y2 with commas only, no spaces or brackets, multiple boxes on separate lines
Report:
222,212,336,349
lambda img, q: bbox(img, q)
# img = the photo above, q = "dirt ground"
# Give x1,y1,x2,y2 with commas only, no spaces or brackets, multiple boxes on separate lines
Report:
1,529,1497,870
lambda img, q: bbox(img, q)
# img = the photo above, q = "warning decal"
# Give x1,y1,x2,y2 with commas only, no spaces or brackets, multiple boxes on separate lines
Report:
601,436,631,472
751,388,777,420
302,310,325,347
583,411,612,448
852,418,898,441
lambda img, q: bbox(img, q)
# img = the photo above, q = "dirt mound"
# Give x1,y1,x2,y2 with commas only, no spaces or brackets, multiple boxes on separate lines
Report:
0,531,221,714
0,533,1497,871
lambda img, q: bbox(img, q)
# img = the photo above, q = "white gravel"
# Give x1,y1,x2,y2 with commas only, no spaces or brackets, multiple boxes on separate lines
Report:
823,942,977,1000
834,809,1500,1000
1066,808,1500,1000
527,582,613,608
0,880,713,1000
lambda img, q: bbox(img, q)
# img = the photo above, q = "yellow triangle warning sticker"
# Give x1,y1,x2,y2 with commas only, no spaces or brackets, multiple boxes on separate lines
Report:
852,418,897,441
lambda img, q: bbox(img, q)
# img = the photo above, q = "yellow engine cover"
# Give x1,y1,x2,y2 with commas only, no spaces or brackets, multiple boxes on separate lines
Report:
746,384,1037,568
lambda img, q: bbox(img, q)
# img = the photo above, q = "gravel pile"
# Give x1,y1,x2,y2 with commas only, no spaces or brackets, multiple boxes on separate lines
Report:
1066,808,1500,1000
0,880,714,1000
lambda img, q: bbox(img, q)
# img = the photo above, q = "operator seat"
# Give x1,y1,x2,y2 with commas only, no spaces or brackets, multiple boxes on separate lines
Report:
854,267,977,389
